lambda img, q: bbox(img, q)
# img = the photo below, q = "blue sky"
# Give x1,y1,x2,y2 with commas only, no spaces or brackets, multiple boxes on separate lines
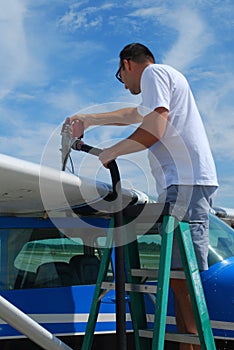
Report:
0,0,233,208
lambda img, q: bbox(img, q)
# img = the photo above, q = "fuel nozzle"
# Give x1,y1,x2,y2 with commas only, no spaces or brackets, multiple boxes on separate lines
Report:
61,118,85,170
61,117,72,170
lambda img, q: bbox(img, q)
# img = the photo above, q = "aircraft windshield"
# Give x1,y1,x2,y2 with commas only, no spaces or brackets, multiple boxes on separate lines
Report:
208,214,234,265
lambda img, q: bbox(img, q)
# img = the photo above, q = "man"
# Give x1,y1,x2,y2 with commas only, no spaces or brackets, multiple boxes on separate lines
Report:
68,43,218,350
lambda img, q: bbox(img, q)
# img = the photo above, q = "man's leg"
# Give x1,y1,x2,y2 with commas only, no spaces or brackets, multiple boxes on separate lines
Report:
170,278,201,350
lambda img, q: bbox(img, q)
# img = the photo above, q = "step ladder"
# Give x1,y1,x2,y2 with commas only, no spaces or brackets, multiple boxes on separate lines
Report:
81,203,216,350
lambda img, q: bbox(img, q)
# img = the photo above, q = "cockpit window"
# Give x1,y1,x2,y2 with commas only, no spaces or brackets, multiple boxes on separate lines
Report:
208,214,234,266
0,227,106,290
15,237,83,273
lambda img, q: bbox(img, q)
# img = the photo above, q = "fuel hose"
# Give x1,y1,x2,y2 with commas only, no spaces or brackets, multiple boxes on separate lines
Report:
72,141,127,350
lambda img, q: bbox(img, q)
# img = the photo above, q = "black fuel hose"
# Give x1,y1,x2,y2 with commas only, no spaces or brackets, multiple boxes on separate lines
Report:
73,142,127,350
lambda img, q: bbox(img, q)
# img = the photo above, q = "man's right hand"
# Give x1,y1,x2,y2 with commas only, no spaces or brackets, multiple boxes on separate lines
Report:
69,113,92,130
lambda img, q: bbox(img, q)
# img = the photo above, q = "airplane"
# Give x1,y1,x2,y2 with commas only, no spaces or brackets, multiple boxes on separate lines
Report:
213,206,234,228
0,153,233,350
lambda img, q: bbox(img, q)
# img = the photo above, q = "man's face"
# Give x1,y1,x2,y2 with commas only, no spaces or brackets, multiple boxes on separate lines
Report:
116,60,141,95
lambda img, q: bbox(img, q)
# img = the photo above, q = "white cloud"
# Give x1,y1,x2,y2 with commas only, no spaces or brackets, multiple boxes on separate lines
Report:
0,121,57,162
215,174,234,208
162,8,214,71
129,6,166,18
0,0,46,99
58,5,106,31
0,0,27,98
45,88,91,116
196,74,234,159
127,3,214,72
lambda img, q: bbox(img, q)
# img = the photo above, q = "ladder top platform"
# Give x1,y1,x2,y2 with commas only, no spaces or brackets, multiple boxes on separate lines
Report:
124,202,171,216
123,202,189,223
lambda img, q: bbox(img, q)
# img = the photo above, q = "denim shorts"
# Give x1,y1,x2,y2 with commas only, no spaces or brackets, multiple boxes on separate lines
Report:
157,185,218,270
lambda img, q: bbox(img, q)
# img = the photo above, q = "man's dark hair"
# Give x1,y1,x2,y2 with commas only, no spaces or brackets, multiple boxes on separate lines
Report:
119,43,155,64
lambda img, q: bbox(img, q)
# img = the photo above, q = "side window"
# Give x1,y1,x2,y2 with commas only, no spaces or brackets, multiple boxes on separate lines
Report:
5,229,33,290
0,225,113,290
15,236,84,289
137,234,162,280
0,227,87,290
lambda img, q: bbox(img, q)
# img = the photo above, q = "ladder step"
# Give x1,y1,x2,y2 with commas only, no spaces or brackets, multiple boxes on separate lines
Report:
165,333,200,345
131,268,186,280
139,329,200,345
101,282,157,294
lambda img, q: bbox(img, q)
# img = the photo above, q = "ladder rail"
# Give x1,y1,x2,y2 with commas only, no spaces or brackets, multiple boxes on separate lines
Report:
175,221,217,350
125,225,151,350
81,219,114,350
151,215,175,350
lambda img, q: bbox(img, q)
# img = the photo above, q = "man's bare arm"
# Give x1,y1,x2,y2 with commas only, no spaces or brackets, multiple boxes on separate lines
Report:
69,107,143,129
99,107,168,166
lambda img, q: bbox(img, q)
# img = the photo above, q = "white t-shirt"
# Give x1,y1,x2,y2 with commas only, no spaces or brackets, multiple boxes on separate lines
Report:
138,64,218,195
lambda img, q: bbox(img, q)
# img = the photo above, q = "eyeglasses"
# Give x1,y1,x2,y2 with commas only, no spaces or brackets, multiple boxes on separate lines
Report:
115,64,124,84
115,58,132,84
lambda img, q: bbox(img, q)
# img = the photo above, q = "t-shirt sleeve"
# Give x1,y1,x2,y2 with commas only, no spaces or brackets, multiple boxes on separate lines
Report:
137,66,170,117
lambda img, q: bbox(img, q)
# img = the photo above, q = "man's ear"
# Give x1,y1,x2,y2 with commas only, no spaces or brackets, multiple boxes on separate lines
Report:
123,59,131,72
